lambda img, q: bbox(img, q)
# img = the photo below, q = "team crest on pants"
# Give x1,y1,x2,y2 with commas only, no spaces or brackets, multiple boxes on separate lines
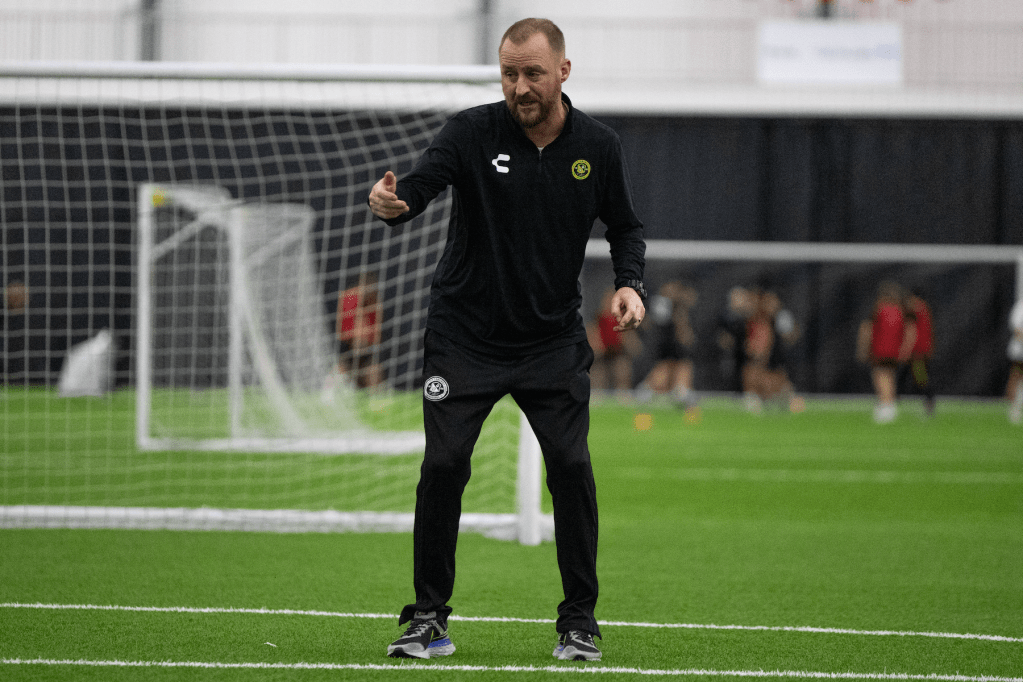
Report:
424,376,450,401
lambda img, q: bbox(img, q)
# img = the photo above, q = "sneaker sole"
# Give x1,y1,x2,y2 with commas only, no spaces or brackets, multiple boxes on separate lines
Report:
558,646,601,661
387,639,455,659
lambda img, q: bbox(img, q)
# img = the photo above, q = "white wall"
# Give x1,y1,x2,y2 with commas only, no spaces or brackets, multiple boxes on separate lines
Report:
0,0,139,61
1,0,1021,91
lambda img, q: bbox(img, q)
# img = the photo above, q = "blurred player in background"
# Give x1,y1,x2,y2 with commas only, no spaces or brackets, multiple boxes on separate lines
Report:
857,280,912,424
588,286,641,397
900,288,935,416
635,280,698,410
716,285,755,397
1006,296,1023,423
761,289,803,413
336,271,383,389
742,285,773,412
4,279,27,313
742,287,801,413
2,279,28,383
368,18,646,663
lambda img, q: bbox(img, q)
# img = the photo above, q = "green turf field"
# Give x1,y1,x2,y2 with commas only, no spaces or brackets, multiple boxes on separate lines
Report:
1,394,1021,680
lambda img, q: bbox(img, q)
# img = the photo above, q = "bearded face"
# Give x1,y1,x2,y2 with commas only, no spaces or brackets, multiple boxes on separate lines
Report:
500,33,568,130
509,91,555,128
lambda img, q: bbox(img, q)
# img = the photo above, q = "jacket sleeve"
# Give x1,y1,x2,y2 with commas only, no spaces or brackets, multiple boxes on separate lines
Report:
380,116,465,227
599,134,646,291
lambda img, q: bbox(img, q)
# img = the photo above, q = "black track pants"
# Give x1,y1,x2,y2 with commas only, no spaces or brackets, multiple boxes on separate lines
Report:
399,331,600,637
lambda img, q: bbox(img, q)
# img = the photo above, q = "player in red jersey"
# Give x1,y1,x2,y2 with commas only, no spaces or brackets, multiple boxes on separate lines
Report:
857,281,911,423
336,272,383,388
588,287,640,396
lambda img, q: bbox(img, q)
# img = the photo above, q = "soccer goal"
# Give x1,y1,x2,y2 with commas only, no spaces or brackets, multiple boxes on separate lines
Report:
136,182,420,454
0,62,551,544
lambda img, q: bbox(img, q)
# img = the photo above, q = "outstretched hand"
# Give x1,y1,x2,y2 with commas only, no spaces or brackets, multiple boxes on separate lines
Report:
368,171,409,220
611,287,645,332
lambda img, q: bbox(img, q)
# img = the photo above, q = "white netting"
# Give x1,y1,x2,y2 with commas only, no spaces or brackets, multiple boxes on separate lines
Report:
0,66,550,542
140,185,391,451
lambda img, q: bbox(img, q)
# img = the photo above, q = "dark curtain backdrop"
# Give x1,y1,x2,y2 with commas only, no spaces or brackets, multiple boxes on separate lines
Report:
601,116,1023,244
588,115,1023,396
3,107,1022,395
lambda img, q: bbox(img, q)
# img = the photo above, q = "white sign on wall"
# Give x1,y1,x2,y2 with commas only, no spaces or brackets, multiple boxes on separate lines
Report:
757,21,903,87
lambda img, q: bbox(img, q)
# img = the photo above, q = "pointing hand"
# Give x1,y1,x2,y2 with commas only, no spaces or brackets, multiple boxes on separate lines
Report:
369,171,410,220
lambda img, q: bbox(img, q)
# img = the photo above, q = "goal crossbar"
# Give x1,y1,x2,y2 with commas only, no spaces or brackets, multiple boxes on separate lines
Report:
0,60,500,83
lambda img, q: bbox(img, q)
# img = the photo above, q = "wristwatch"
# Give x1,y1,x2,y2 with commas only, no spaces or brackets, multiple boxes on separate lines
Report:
619,279,648,301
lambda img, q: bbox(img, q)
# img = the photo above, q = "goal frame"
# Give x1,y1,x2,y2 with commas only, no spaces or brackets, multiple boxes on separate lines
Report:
135,182,428,455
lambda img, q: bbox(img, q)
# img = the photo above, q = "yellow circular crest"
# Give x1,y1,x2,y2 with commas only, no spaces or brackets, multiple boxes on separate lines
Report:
571,159,591,180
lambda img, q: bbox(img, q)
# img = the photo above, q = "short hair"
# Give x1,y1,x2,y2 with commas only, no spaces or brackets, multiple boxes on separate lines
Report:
877,280,902,302
499,18,565,57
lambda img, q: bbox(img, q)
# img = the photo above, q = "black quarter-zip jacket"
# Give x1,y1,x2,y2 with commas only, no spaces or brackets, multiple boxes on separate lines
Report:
383,93,646,355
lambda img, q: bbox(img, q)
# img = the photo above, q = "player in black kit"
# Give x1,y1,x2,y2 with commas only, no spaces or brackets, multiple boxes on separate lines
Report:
369,18,646,663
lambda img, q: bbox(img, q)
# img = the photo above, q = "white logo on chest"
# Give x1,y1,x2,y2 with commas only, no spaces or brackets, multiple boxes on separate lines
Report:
492,154,510,173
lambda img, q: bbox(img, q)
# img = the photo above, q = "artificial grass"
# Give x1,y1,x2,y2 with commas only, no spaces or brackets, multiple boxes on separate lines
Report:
1,396,1021,680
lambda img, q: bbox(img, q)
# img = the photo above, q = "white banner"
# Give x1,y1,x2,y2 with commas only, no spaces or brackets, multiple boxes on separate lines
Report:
757,21,903,87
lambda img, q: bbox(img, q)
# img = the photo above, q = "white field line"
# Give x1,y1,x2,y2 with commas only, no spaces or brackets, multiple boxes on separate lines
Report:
0,658,1020,681
2,602,1021,644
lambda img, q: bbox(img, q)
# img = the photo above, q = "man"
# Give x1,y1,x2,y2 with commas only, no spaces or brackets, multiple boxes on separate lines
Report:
368,18,646,663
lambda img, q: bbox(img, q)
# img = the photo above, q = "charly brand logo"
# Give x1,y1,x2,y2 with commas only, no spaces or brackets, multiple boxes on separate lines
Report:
571,159,590,180
492,154,510,174
424,376,450,401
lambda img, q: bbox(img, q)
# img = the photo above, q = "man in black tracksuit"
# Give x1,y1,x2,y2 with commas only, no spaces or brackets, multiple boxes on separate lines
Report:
370,18,646,663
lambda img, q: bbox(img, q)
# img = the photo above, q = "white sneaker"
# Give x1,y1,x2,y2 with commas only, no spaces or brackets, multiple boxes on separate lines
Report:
873,403,897,424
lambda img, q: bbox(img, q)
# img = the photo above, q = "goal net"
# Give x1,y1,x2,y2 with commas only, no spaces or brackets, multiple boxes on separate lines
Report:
0,63,550,543
137,183,413,453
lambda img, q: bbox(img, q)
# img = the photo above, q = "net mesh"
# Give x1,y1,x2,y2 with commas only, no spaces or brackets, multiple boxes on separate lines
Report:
1,72,538,538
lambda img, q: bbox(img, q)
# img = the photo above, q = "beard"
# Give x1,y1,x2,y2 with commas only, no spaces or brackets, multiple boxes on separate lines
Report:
509,94,554,129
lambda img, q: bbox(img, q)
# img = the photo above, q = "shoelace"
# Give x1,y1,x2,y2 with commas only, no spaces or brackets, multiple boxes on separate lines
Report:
401,620,434,638
568,631,594,647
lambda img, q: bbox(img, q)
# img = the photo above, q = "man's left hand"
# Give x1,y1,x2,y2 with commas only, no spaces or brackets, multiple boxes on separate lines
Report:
611,287,645,332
